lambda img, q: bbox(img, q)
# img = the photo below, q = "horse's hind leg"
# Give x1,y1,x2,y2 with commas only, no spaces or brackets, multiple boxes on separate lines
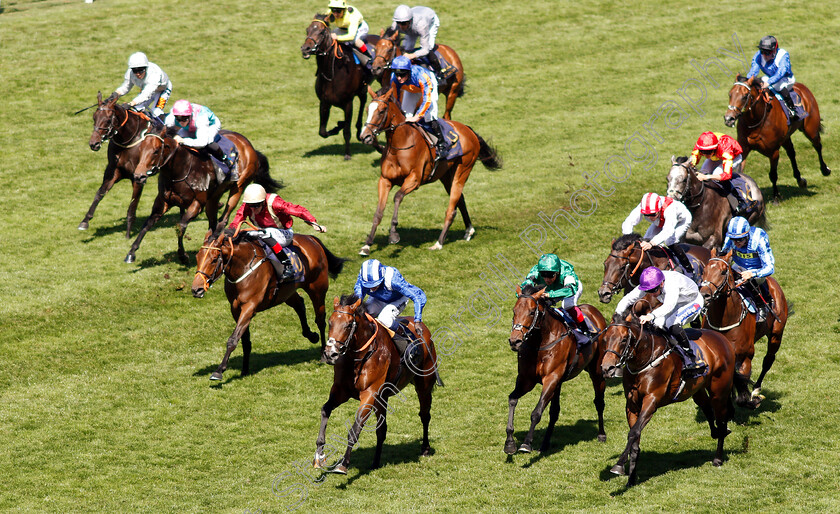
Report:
802,120,831,176
241,326,252,376
692,390,717,438
286,292,319,345
341,101,354,160
416,378,434,456
587,360,607,442
125,196,169,263
125,179,144,238
752,324,784,401
441,174,474,241
361,176,394,256
768,150,782,203
431,168,468,250
781,138,807,189
539,392,561,453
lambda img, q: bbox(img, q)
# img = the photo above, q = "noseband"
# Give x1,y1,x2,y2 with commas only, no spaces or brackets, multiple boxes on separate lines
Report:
194,237,235,290
511,294,544,341
700,257,731,304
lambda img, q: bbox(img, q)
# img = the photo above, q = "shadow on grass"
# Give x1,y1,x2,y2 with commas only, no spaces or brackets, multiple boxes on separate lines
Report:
503,418,606,468
301,142,379,159
760,183,818,202
80,211,207,243
331,439,435,488
194,345,323,383
602,447,721,493
361,224,498,257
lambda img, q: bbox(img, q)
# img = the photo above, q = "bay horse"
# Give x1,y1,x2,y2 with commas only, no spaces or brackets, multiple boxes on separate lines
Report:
191,227,346,380
601,308,735,487
124,126,279,264
301,14,381,160
358,84,502,254
666,156,765,249
598,233,711,304
370,30,465,120
505,285,608,454
724,74,831,202
699,249,788,409
314,295,441,475
82,92,154,237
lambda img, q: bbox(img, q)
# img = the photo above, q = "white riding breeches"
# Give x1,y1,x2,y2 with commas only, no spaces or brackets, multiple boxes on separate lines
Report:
364,296,409,329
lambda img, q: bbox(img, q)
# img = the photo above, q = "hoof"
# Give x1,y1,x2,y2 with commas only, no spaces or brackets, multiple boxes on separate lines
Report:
517,443,531,454
330,463,347,475
798,177,807,188
822,166,832,177
610,463,626,476
712,458,723,467
388,233,400,244
772,196,781,206
359,245,370,256
428,242,443,251
750,388,765,401
597,434,607,443
306,332,319,344
78,222,89,230
124,254,135,264
210,371,223,381
464,226,475,241
420,446,432,457
344,154,351,161
504,441,517,455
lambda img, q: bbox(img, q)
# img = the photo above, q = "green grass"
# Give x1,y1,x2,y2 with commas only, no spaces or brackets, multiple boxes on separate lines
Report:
2,0,840,512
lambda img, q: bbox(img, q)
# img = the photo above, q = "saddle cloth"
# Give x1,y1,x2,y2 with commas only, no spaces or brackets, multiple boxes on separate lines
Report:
419,119,463,160
255,240,305,283
209,134,238,182
672,328,709,379
770,89,808,125
414,47,457,82
706,172,760,217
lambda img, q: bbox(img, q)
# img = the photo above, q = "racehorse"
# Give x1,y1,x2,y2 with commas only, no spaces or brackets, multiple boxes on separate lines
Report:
601,305,735,487
314,295,441,474
666,156,765,249
82,92,154,237
301,14,381,160
124,126,279,264
505,285,608,454
699,249,788,409
358,84,502,254
724,74,831,202
598,233,711,304
191,227,346,381
370,30,465,120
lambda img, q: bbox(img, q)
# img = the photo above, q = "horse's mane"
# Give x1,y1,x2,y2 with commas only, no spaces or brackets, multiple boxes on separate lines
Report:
374,85,391,96
520,283,542,296
313,13,328,22
613,233,642,250
736,73,749,83
674,155,690,165
338,293,360,306
383,26,399,39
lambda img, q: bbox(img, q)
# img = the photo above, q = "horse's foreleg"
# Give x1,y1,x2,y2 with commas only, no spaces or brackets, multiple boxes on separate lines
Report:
781,138,807,189
177,202,204,265
336,390,378,474
432,170,466,250
709,389,733,467
341,101,353,160
318,101,333,139
241,326,252,376
125,196,169,263
389,176,422,245
520,377,560,454
303,287,328,353
623,395,657,487
80,163,120,231
361,176,393,255
314,387,352,469
285,293,318,345
372,398,388,469
587,359,607,442
125,180,145,238
211,303,257,381
505,377,535,455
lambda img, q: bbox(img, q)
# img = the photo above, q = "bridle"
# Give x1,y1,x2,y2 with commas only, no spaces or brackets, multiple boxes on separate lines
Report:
194,236,235,291
511,294,544,342
700,257,747,330
667,161,703,209
601,243,650,295
303,19,346,81
604,320,668,375
728,81,770,129
139,133,179,178
372,37,397,70
325,310,379,360
93,104,148,148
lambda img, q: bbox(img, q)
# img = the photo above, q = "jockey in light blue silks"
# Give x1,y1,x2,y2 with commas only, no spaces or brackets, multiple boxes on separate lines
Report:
720,216,775,322
746,35,805,120
389,55,449,159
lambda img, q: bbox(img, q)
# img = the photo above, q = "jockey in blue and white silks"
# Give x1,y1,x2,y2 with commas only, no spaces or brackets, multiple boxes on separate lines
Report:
720,216,775,321
746,35,804,119
354,258,427,330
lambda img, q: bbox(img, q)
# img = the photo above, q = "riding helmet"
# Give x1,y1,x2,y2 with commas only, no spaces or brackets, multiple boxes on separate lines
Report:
758,35,778,52
639,267,665,291
726,216,751,239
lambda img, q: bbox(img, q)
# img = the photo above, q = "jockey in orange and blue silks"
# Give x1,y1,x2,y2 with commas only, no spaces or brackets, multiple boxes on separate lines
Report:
746,35,804,119
390,55,448,158
689,131,747,215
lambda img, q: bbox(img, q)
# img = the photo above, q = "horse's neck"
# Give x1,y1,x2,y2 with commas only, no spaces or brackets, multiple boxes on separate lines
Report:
114,107,148,144
228,240,265,279
631,327,669,368
352,316,379,354
710,277,744,324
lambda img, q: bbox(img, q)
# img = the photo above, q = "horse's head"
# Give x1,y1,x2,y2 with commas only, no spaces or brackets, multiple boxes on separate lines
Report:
133,128,177,184
724,74,757,127
192,229,233,298
509,285,546,352
666,155,694,201
324,295,365,364
360,84,401,145
371,31,398,78
301,16,330,59
89,91,120,151
598,234,642,303
699,248,734,305
600,321,635,378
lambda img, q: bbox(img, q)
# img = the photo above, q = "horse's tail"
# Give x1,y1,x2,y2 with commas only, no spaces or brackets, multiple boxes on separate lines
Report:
312,236,348,279
754,209,770,232
468,127,502,170
254,151,283,193
819,120,825,134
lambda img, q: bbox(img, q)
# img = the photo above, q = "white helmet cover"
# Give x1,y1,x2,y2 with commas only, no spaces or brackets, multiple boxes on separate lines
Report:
242,184,267,204
128,52,149,69
393,5,412,22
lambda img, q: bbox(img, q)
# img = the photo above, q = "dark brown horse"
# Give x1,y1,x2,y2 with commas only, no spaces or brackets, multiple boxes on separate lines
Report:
724,74,831,202
358,84,501,254
505,285,608,454
82,92,154,237
666,156,765,248
370,31,465,120
601,308,735,486
598,233,711,304
301,14,380,160
124,127,278,264
314,295,441,474
191,227,345,380
699,249,788,408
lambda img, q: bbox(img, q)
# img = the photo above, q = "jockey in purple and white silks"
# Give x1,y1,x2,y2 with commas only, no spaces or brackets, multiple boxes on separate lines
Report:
615,267,705,373
720,216,775,322
746,35,804,119
113,52,172,119
163,99,237,178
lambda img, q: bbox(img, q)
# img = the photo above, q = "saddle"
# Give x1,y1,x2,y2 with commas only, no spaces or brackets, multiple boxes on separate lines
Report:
417,119,463,162
414,46,457,82
250,238,305,284
209,134,239,183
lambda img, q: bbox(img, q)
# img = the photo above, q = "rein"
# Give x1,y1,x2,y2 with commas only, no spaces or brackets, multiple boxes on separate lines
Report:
700,258,747,331
730,81,770,130
511,294,544,341
95,105,149,147
331,310,380,360
606,322,671,375
306,19,347,82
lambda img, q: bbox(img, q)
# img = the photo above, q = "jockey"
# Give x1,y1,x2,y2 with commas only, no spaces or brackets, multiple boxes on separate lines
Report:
113,52,172,120
164,99,237,181
747,35,804,120
615,267,706,375
621,192,694,274
720,216,775,323
521,253,591,335
689,131,748,215
354,259,427,369
388,4,451,81
230,184,327,283
390,55,448,159
324,0,373,63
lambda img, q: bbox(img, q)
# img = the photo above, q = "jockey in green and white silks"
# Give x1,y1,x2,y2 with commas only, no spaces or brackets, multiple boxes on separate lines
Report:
521,254,592,335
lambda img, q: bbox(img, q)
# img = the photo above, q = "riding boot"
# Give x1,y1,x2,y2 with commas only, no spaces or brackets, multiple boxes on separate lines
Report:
426,49,444,81
669,324,705,374
668,244,694,275
207,142,237,181
779,87,799,120
407,341,425,372
263,236,294,282
431,120,449,161
747,279,768,323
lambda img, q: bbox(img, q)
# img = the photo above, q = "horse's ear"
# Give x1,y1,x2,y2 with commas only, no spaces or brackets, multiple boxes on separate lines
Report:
367,85,376,98
379,28,385,37
351,297,363,312
711,247,718,257
333,297,340,309
534,287,546,299
388,81,398,97
670,155,677,165
723,249,733,260
203,229,214,244
97,91,103,105
516,285,522,296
